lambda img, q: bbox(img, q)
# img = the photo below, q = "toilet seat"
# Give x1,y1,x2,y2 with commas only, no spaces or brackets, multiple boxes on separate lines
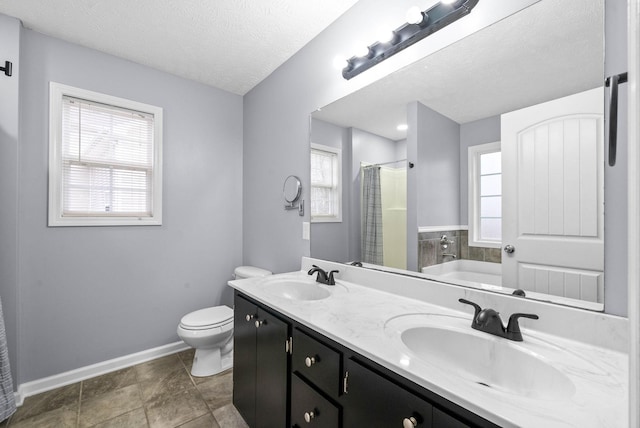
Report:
180,306,233,331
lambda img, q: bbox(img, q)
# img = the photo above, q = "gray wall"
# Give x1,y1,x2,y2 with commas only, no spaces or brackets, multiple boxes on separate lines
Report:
16,29,243,382
459,116,501,224
310,118,350,262
0,13,20,387
414,102,460,228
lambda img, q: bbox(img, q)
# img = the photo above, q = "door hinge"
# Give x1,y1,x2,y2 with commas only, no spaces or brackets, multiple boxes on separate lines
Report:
343,370,349,394
285,337,293,355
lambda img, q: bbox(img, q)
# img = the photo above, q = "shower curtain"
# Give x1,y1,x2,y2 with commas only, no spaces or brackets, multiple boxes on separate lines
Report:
361,165,384,265
0,298,15,421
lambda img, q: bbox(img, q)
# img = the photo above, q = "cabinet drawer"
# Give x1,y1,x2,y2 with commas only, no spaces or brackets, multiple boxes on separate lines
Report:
291,375,340,428
292,328,341,396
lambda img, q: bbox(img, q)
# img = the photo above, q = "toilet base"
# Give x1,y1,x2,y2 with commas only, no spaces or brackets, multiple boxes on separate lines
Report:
190,347,233,377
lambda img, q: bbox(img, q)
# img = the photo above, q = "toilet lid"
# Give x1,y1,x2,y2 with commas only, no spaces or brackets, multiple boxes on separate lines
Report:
180,306,233,329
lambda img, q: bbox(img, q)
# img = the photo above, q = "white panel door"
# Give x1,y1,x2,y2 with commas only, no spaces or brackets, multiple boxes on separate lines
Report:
501,88,604,303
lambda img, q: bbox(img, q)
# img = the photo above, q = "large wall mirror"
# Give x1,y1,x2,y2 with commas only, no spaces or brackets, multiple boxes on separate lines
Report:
310,0,609,311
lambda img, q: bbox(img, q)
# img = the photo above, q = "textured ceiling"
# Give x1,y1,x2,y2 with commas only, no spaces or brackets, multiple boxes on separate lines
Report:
313,0,603,141
0,0,359,95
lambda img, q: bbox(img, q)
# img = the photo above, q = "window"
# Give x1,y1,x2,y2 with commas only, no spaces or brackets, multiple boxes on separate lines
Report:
310,143,342,222
48,82,163,226
468,142,501,247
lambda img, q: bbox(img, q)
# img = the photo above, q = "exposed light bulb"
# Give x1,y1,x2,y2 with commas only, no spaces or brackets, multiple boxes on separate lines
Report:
355,44,370,58
377,28,395,44
332,55,349,70
397,124,409,131
406,6,425,25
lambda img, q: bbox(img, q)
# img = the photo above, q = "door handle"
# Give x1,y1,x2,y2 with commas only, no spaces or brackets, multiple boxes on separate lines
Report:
605,72,628,167
503,245,515,254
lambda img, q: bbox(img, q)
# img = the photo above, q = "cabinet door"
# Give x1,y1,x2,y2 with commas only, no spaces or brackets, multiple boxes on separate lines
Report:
233,295,258,428
255,308,289,428
344,358,433,428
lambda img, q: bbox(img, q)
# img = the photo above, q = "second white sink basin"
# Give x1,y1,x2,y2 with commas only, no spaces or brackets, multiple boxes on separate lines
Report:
401,325,576,399
384,313,591,400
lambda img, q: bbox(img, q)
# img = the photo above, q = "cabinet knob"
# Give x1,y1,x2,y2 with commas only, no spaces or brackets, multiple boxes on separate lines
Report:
304,356,316,367
255,320,264,328
245,314,255,322
304,411,315,423
403,416,418,428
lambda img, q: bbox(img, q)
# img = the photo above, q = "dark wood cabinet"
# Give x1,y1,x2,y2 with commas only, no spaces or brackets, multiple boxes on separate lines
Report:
291,327,341,397
344,357,433,428
233,293,290,428
233,291,497,428
291,374,340,428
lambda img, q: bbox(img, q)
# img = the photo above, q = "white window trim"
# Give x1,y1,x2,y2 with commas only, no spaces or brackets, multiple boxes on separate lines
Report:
310,143,342,223
48,82,163,226
468,141,501,248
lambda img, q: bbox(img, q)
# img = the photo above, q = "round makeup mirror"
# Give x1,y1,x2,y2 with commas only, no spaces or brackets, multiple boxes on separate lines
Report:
283,175,302,206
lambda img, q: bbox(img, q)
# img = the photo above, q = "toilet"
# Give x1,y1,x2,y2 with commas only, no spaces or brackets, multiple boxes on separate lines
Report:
177,266,272,377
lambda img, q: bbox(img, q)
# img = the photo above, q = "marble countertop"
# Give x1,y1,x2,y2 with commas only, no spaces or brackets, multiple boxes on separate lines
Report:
229,270,628,428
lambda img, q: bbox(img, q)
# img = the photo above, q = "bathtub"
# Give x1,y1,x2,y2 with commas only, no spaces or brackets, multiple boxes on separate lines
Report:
421,260,502,290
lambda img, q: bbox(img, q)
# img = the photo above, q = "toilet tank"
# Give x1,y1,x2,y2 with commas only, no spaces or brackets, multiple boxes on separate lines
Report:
234,266,272,280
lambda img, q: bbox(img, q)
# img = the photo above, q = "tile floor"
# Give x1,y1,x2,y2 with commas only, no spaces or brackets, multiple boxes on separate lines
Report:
0,349,249,428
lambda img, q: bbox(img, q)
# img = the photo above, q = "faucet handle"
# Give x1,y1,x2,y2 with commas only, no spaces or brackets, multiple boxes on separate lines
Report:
458,298,482,319
327,270,339,285
506,313,539,341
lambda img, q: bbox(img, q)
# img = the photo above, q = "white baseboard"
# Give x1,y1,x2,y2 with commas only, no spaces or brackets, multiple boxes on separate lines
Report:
14,341,189,406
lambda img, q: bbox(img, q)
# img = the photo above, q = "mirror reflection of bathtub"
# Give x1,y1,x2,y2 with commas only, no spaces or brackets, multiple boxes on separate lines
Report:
420,260,603,311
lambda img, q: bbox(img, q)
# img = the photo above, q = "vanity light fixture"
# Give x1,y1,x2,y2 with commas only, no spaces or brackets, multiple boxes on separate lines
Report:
342,0,479,80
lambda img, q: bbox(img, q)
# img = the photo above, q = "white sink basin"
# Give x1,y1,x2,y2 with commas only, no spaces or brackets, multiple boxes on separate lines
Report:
401,325,575,399
262,278,331,301
385,314,584,400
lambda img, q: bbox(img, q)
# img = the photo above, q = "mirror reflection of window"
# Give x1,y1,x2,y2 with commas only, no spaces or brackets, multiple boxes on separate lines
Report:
468,142,501,247
310,143,342,222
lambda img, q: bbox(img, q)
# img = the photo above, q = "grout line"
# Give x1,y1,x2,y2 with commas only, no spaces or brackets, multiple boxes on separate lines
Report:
131,360,151,427
76,381,83,427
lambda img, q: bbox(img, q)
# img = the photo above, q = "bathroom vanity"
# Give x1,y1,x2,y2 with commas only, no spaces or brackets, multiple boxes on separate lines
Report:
229,258,628,428
233,291,493,428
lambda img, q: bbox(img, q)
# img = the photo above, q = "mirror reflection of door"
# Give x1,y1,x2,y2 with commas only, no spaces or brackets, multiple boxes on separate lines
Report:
501,88,604,305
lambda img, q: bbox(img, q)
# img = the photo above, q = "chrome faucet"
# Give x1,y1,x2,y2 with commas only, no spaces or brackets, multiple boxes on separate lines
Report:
458,298,539,342
307,265,339,285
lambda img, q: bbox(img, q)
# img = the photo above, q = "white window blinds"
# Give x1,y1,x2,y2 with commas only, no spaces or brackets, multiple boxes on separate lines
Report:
49,82,163,226
61,96,154,216
310,144,342,222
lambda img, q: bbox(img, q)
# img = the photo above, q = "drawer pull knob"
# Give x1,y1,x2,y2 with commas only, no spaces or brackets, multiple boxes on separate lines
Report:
304,411,315,423
305,356,316,367
403,416,418,428
254,320,264,328
245,314,254,322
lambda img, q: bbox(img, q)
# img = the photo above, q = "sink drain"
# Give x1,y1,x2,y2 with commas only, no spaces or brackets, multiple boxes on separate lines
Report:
476,382,491,388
